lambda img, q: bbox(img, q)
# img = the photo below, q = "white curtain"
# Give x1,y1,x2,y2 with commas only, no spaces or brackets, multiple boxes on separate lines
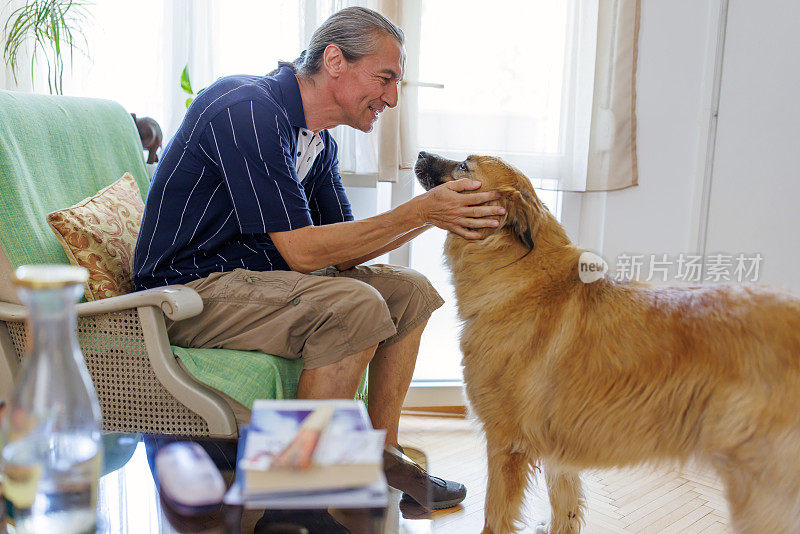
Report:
412,0,640,192
4,0,638,191
0,43,31,91
584,0,640,191
377,0,423,184
4,1,168,119
163,0,218,140
413,0,597,191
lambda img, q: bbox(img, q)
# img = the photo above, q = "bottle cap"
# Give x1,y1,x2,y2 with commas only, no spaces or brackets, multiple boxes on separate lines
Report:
13,264,89,289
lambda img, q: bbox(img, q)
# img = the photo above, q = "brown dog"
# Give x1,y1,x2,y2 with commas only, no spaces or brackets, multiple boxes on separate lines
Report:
415,151,800,534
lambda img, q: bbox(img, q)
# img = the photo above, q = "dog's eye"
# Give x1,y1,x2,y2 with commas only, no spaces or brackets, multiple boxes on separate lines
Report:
459,161,469,172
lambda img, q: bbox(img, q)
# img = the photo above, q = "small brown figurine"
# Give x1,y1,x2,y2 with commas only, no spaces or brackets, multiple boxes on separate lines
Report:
131,113,163,164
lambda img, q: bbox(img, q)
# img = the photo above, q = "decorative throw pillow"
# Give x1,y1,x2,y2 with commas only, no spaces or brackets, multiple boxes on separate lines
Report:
47,173,144,301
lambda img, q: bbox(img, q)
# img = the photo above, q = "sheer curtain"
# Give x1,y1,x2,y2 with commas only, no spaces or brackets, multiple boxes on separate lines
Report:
1,0,32,91
164,0,217,140
4,0,638,191
409,0,639,193
3,0,165,107
414,0,598,191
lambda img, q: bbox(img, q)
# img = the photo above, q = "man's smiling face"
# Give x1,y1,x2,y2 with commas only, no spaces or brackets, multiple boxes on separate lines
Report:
334,34,405,132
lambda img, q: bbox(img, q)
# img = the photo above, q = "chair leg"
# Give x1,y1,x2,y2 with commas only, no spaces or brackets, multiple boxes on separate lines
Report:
138,306,237,437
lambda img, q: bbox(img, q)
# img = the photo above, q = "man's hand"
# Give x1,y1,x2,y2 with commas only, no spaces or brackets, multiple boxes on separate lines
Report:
412,179,505,239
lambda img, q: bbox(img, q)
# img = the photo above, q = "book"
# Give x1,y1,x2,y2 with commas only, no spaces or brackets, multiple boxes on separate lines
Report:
224,466,388,510
239,399,386,496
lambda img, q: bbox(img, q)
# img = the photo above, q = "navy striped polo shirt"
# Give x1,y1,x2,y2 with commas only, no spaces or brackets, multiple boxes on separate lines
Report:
133,66,354,290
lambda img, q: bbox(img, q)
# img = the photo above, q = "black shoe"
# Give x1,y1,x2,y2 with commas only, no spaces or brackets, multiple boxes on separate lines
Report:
400,475,467,510
382,446,466,511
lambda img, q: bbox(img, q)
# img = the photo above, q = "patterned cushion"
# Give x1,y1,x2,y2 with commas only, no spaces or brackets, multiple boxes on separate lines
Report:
46,173,144,301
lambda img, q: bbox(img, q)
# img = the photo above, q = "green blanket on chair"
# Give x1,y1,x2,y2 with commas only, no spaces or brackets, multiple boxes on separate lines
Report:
172,346,367,409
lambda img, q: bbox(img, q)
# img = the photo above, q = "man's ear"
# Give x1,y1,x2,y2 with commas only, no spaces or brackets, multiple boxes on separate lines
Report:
501,190,538,249
323,44,346,77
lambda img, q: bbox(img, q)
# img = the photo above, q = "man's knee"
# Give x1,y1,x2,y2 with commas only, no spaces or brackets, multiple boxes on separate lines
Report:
359,265,444,337
316,278,394,354
389,266,439,307
345,265,441,312
307,340,377,372
328,340,377,371
333,276,392,321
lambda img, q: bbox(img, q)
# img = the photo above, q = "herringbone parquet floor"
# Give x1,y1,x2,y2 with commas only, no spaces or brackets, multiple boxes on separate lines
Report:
398,415,732,533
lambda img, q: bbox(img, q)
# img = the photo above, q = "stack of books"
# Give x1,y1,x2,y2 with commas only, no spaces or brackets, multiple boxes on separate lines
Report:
224,399,387,509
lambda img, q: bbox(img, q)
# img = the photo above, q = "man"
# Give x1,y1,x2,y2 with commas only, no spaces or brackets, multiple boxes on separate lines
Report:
133,7,504,510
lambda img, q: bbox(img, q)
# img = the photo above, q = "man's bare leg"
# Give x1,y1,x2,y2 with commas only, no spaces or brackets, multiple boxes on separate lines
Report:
368,320,427,446
295,320,426,445
296,320,465,510
295,343,378,399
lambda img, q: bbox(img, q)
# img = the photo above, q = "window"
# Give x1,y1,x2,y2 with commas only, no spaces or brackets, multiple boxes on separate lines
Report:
415,0,593,188
406,0,589,381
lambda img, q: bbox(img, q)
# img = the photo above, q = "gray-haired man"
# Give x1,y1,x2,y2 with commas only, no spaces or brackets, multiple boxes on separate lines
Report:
135,7,504,510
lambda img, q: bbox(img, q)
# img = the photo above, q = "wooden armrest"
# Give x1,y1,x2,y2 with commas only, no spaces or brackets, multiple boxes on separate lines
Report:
0,285,203,322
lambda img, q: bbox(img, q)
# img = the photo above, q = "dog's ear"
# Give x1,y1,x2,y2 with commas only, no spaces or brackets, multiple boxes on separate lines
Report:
502,190,539,249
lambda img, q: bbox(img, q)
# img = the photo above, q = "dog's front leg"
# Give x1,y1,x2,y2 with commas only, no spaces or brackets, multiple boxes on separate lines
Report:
482,438,533,534
540,463,585,534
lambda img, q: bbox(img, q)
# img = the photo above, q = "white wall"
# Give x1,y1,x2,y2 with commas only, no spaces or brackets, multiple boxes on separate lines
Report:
596,0,800,292
703,0,800,290
343,185,378,221
1,0,35,92
599,0,720,270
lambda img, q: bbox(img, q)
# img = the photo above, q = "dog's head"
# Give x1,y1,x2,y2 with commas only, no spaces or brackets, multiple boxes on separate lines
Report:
414,151,552,250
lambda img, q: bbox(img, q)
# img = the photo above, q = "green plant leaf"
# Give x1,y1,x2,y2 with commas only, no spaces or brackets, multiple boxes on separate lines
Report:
197,86,206,95
181,64,193,94
1,0,93,94
185,97,194,109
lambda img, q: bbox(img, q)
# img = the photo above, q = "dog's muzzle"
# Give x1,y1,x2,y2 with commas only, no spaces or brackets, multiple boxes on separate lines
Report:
414,151,447,191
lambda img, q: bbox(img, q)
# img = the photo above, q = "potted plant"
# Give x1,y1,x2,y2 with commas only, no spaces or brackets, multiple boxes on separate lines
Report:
2,0,92,94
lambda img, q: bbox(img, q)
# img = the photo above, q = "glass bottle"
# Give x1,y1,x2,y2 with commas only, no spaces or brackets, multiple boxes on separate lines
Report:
2,265,102,534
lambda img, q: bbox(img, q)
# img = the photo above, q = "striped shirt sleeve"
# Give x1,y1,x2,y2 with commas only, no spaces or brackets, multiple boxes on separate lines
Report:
313,136,354,225
198,100,313,234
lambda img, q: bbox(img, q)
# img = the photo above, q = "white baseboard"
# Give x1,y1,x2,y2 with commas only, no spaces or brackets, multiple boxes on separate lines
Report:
403,381,465,408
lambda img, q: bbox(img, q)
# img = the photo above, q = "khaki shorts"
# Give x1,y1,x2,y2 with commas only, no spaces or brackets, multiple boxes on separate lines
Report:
166,264,444,369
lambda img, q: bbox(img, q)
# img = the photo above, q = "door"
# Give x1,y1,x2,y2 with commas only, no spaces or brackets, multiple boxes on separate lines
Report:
704,0,800,290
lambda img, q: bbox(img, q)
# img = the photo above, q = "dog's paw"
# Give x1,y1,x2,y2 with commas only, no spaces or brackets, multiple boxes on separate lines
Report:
533,520,550,534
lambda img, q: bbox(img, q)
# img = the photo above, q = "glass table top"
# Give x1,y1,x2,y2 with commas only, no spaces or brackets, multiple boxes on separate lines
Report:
90,433,433,534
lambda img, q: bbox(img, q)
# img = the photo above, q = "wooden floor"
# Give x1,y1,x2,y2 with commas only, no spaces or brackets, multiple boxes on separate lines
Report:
398,415,732,533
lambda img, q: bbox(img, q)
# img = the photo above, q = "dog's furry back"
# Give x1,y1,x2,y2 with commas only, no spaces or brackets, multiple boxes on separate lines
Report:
451,236,800,469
